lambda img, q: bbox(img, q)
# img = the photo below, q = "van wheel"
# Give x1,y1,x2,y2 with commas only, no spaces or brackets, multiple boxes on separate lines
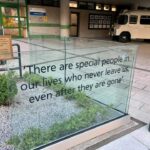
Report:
119,33,130,43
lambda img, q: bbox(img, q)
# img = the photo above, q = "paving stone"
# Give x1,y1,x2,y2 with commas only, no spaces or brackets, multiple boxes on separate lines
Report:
129,99,144,109
131,90,150,105
140,104,150,113
97,134,148,150
131,126,150,149
132,81,146,90
131,87,142,97
129,107,150,123
144,86,150,92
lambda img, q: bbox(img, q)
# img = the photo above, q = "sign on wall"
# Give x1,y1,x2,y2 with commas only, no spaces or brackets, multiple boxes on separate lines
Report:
88,14,112,29
29,7,48,23
29,8,47,16
0,35,13,60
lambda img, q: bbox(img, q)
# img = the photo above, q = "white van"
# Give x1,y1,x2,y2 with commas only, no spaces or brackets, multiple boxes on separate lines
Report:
111,10,150,42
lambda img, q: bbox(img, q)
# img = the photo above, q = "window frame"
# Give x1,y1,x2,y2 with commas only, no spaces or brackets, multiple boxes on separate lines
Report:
117,15,128,25
140,15,150,25
129,15,138,24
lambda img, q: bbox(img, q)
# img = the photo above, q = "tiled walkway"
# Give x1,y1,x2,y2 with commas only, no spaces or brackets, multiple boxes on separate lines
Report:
129,43,150,123
97,42,150,150
97,126,150,150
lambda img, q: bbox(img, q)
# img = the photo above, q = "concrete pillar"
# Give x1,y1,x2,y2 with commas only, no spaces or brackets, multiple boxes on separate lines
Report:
60,0,70,39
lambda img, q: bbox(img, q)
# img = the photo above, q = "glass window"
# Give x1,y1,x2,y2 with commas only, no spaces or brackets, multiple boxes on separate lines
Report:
4,28,19,36
2,38,137,150
20,17,27,27
27,0,42,5
140,16,150,25
118,15,128,25
89,14,112,29
104,5,110,11
69,1,78,8
129,15,138,24
78,2,87,9
3,17,19,27
87,3,94,10
43,0,60,7
96,4,102,10
28,0,60,6
1,7,18,16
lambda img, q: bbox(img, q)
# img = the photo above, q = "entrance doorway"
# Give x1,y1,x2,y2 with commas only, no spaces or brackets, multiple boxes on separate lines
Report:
70,13,79,37
0,3,27,38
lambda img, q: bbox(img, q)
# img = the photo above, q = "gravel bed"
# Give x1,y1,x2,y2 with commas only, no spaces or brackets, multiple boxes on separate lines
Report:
0,81,82,149
0,81,123,150
11,81,82,134
0,106,12,144
0,106,14,150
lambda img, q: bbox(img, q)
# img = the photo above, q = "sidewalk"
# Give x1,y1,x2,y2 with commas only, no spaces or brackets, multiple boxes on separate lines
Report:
97,42,150,150
97,126,150,150
129,43,150,124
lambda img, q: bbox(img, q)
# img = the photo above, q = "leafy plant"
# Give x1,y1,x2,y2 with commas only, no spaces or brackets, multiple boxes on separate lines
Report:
0,71,18,106
7,104,102,150
8,72,109,150
23,72,42,85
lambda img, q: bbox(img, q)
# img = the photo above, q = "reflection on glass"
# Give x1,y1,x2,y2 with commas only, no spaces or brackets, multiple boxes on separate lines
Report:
20,7,26,17
3,17,18,27
21,28,28,37
1,38,136,150
2,7,18,16
20,17,27,26
4,28,19,36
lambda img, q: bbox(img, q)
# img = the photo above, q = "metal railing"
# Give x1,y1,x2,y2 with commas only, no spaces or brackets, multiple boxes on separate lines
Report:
0,44,22,78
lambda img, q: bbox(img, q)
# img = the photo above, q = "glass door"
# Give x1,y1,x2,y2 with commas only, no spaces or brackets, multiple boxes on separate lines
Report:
70,13,79,37
0,5,20,37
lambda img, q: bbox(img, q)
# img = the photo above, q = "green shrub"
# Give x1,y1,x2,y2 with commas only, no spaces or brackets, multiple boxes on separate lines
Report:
0,72,18,105
23,72,42,85
7,105,100,150
8,73,109,150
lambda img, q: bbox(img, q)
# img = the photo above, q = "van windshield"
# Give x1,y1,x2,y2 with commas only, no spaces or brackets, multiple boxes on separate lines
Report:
118,15,128,25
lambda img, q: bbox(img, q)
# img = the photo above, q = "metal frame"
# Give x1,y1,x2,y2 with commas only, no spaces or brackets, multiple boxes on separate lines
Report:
0,0,28,38
34,115,129,150
0,43,22,78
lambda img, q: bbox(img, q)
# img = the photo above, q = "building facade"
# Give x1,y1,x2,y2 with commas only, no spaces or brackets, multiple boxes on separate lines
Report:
0,0,149,39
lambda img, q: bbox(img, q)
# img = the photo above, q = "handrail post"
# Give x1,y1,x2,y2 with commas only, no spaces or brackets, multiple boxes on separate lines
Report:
12,44,22,78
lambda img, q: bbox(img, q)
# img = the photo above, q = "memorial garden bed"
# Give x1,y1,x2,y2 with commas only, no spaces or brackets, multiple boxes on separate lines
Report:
0,72,117,150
